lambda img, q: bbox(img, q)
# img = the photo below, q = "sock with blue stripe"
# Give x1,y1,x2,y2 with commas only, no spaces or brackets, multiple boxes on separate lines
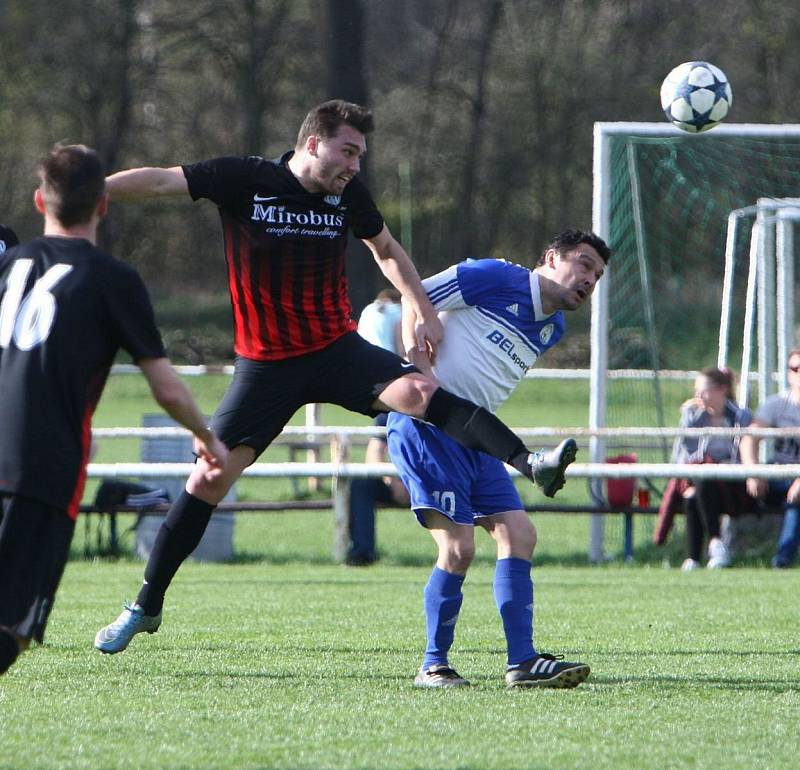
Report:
493,557,536,667
422,566,465,669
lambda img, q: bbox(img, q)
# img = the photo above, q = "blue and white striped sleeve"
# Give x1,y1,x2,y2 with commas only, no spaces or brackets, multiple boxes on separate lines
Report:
422,265,463,310
423,259,514,309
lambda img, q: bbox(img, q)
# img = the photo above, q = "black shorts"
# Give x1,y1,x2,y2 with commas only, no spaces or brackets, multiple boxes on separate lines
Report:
212,331,419,457
0,494,74,643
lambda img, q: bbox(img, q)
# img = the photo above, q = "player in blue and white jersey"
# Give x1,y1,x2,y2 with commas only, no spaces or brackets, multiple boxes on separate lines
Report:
387,230,609,689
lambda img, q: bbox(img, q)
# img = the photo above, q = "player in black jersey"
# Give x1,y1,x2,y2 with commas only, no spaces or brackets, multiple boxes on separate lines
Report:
0,224,19,253
0,144,228,675
94,100,575,655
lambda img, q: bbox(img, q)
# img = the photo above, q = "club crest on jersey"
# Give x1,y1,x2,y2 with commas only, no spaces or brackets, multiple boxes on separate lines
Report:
324,195,341,206
539,324,554,345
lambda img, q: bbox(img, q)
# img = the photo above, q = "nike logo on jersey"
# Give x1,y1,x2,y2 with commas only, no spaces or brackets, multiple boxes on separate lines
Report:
506,303,519,316
253,194,278,202
400,362,416,369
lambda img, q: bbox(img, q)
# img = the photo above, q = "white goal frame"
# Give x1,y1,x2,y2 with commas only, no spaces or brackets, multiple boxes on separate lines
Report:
591,122,800,562
718,197,800,408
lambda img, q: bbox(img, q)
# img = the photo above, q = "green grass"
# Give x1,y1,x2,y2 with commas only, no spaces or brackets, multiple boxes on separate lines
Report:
3,541,798,770
6,374,797,769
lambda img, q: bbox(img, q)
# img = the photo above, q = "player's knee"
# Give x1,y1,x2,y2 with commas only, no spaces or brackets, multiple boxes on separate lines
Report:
413,377,440,409
510,518,537,557
441,538,475,572
185,467,233,504
527,522,538,555
185,446,251,503
380,375,437,417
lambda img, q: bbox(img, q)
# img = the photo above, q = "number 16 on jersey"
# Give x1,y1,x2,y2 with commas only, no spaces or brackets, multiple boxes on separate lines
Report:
0,260,73,351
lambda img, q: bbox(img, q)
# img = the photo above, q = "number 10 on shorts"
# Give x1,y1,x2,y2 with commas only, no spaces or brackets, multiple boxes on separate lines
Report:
432,490,456,515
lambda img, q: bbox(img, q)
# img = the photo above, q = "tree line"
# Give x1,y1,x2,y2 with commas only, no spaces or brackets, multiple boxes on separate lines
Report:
1,0,798,320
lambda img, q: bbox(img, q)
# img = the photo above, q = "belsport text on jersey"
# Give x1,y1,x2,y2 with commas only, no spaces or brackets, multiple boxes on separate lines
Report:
486,329,533,372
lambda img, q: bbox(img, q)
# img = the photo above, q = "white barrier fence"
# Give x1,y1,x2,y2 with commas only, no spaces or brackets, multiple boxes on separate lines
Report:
93,425,800,440
109,365,775,382
89,424,800,561
87,460,800,481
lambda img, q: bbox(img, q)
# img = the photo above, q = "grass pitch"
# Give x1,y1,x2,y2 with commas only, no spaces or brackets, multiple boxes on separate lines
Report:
2,374,797,769
2,512,798,770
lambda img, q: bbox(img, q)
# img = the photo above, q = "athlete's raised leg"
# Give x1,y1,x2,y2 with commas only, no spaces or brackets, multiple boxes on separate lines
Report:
375,374,576,497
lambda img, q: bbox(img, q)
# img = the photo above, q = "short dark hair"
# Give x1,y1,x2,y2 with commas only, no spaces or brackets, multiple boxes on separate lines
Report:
38,144,105,227
536,229,611,266
295,100,374,149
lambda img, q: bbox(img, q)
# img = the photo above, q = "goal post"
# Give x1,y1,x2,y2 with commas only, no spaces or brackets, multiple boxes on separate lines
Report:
591,122,800,561
721,198,800,407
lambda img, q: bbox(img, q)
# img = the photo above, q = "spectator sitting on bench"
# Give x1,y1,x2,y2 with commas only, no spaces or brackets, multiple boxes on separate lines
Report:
667,367,756,571
347,289,408,565
740,348,800,569
346,413,410,566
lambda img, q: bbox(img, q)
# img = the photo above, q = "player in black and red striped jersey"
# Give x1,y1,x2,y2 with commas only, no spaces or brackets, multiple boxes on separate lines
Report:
184,153,384,360
94,100,575,655
0,144,228,675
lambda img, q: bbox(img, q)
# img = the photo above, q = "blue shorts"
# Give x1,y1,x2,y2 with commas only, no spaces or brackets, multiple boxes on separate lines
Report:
386,413,523,526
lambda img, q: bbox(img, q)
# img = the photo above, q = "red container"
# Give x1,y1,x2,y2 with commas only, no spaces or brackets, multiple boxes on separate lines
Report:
605,453,638,508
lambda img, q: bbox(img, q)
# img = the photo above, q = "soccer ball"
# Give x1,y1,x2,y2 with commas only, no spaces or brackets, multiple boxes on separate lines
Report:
660,61,732,133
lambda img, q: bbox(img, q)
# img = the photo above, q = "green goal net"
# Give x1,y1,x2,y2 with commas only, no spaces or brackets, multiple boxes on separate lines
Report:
590,123,800,558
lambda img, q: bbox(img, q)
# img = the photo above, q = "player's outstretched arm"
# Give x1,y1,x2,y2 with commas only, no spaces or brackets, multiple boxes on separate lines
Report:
363,224,443,355
106,167,188,201
137,358,228,477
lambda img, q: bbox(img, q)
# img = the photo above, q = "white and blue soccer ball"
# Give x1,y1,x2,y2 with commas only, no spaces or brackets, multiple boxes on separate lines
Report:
660,61,732,133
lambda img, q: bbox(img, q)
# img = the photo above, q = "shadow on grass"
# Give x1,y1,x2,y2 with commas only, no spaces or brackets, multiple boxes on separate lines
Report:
590,648,800,656
589,674,800,692
229,551,335,566
132,664,800,696
189,575,428,588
